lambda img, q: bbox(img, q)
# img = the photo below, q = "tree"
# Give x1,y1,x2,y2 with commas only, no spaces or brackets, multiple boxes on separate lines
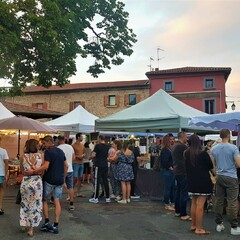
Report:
0,0,137,90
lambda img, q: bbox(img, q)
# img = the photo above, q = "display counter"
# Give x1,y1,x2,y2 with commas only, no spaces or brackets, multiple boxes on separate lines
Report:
135,168,164,201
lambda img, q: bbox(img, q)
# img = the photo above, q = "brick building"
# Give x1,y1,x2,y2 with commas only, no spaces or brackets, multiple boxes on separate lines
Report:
4,66,231,118
6,80,150,118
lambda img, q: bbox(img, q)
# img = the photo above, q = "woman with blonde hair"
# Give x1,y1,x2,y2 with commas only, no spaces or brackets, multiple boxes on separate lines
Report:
20,139,44,237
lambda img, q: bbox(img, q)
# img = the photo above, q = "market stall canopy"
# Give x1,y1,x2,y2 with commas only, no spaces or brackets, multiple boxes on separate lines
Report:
95,89,216,133
45,105,98,133
0,115,56,158
188,111,240,147
0,102,15,119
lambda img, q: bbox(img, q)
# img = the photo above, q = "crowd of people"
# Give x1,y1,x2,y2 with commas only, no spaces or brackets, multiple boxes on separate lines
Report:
0,129,240,237
159,129,240,236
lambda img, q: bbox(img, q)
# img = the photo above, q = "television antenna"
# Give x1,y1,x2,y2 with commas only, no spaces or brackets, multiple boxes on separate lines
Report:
147,57,154,71
157,47,164,69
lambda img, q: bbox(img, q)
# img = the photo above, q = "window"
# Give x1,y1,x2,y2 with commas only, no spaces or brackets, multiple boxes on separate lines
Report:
108,95,116,106
164,81,173,91
129,94,136,105
204,78,214,89
73,101,81,108
204,99,215,114
36,103,43,109
69,101,85,111
32,102,47,109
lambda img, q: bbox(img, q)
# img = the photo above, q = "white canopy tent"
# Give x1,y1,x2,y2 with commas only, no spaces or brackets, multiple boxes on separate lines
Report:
95,89,216,134
45,105,98,133
0,102,15,119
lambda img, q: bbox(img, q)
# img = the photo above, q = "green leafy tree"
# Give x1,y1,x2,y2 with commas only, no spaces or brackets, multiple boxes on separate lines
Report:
0,0,137,90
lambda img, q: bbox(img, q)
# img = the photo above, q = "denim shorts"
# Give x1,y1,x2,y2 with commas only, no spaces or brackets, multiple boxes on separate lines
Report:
73,163,84,178
43,181,63,201
65,172,73,189
0,176,4,184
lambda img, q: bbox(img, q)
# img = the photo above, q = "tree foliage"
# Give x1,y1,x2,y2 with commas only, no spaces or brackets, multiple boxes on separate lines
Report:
0,0,137,89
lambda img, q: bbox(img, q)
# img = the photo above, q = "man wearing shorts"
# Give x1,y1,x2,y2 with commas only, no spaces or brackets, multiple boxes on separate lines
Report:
72,133,85,197
0,137,9,215
57,135,75,210
27,135,68,234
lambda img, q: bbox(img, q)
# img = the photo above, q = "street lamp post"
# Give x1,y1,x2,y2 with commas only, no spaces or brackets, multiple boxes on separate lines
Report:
226,101,236,111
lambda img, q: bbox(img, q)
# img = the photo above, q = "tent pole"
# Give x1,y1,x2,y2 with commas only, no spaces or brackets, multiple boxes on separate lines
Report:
17,129,20,160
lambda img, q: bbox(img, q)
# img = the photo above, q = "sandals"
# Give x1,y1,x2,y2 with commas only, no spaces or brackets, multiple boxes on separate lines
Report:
0,209,4,215
180,215,192,221
195,229,210,235
27,227,34,237
190,226,196,231
77,194,86,198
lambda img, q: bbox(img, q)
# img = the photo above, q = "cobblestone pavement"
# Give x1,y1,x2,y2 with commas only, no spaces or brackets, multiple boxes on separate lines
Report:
0,182,239,240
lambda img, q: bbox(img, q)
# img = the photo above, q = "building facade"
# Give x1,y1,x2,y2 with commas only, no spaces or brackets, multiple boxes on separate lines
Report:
7,80,150,118
5,66,231,118
147,67,231,114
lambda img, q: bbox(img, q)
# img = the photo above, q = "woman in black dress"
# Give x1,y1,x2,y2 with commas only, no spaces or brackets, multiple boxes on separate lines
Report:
184,134,213,235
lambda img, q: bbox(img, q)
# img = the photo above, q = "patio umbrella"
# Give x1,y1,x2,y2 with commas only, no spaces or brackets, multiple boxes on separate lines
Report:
188,112,240,147
0,115,56,158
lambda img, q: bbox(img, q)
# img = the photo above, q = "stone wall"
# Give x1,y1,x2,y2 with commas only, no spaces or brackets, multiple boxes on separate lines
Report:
6,88,150,118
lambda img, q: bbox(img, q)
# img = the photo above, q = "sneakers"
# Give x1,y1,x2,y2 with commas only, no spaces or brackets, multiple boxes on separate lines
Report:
115,196,122,201
0,209,4,215
118,199,127,204
40,222,59,234
130,194,140,199
49,226,59,234
106,198,111,203
216,223,225,232
40,222,53,232
66,196,70,201
89,198,99,204
110,194,116,199
127,198,131,203
69,205,75,210
231,227,240,235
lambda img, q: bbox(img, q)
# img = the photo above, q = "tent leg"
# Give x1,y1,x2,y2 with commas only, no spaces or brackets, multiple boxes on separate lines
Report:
17,130,20,160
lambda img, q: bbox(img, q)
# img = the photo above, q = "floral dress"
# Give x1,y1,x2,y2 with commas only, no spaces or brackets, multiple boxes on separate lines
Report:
20,153,43,227
116,152,134,182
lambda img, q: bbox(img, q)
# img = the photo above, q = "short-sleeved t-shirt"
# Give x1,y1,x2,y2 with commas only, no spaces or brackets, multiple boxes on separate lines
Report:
58,144,74,173
0,147,9,176
43,147,66,185
211,143,239,179
93,143,109,168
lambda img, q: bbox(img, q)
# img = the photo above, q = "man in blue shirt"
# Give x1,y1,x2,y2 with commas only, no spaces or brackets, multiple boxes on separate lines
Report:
27,135,68,234
211,128,240,236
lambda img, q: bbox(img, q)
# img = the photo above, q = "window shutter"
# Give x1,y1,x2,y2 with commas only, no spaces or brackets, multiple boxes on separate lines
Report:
124,95,129,106
69,102,74,111
104,96,108,107
116,95,120,106
80,101,85,108
136,94,141,103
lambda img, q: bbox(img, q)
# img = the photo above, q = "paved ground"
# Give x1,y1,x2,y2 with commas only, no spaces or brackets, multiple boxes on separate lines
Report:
0,182,239,240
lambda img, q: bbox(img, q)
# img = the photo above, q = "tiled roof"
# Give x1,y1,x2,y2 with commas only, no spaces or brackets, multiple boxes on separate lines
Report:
23,80,149,93
146,67,231,80
1,101,63,119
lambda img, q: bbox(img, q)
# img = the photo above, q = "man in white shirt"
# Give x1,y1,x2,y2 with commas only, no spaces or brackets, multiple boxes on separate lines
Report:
0,137,9,215
57,135,75,210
